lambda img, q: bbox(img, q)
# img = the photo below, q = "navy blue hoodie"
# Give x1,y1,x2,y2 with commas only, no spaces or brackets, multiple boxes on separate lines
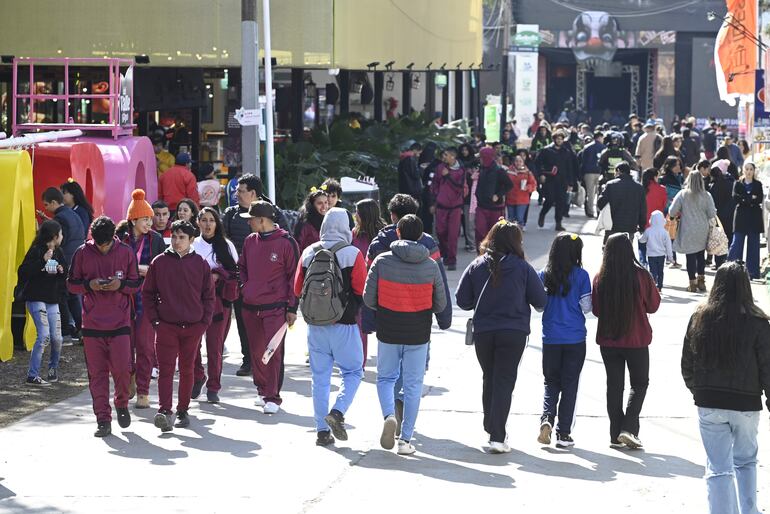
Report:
455,254,547,334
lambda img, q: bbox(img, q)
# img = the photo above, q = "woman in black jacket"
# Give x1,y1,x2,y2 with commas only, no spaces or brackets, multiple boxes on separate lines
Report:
18,220,67,386
682,262,770,514
727,162,764,279
707,165,735,268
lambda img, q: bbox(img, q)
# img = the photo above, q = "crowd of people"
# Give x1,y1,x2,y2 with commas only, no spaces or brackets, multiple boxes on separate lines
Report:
13,114,770,512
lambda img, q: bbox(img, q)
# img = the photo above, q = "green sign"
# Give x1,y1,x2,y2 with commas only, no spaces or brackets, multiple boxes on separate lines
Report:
511,30,541,48
484,104,500,140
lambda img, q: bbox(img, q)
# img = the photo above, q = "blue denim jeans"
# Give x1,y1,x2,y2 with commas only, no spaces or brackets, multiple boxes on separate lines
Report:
307,324,364,432
648,256,665,289
26,301,62,379
393,342,431,402
507,205,528,226
728,231,761,279
376,341,429,442
698,407,760,514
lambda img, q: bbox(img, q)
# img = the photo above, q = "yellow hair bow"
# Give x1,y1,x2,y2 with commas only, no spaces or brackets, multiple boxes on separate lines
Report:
496,217,508,227
570,233,579,240
67,177,75,183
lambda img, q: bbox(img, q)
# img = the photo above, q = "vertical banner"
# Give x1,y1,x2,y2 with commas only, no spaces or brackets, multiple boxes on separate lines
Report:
714,0,757,106
511,24,540,126
484,102,500,140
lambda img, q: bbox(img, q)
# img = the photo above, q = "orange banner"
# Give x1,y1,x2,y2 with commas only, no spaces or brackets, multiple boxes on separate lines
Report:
715,0,758,105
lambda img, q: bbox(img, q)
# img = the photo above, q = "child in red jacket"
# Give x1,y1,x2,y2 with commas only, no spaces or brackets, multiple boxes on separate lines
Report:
142,220,215,432
506,154,537,228
67,216,141,437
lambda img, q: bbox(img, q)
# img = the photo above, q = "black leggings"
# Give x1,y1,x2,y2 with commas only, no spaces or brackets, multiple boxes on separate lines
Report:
685,251,705,280
600,346,649,440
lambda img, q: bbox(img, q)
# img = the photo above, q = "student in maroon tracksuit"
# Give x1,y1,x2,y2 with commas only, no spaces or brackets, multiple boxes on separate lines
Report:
430,148,465,270
238,201,300,414
142,220,215,432
67,216,141,437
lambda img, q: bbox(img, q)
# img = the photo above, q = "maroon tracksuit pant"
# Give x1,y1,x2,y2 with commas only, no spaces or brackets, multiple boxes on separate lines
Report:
475,206,505,248
155,322,205,413
194,307,232,393
243,308,285,405
131,313,156,396
435,206,462,266
84,334,131,423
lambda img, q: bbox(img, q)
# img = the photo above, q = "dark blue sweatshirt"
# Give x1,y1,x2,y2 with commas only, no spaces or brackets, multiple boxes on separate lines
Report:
455,254,547,335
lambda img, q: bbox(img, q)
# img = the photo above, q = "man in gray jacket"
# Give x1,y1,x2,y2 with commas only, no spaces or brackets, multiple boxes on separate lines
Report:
363,215,447,456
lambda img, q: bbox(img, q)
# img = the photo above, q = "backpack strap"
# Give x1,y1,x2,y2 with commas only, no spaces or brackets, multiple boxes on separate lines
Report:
329,241,349,254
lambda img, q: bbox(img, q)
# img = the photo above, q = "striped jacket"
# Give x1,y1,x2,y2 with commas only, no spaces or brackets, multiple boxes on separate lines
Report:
363,240,447,345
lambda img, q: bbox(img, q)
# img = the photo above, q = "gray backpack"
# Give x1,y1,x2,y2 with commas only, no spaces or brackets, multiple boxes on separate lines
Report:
299,242,349,325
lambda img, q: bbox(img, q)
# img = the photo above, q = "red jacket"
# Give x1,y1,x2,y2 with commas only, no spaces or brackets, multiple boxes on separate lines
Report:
430,163,466,209
592,269,660,348
294,222,320,253
505,167,537,206
141,248,215,328
239,229,300,313
645,182,667,228
158,165,200,211
67,239,141,336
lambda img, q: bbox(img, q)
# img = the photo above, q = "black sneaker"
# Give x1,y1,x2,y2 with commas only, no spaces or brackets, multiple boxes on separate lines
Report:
174,411,190,428
116,407,131,428
324,409,348,441
235,362,251,377
26,376,51,387
554,225,566,231
154,410,174,432
394,399,404,438
206,390,220,403
316,430,335,446
555,433,575,448
538,211,545,228
446,264,457,271
47,368,59,383
94,421,111,437
70,329,82,342
191,379,205,400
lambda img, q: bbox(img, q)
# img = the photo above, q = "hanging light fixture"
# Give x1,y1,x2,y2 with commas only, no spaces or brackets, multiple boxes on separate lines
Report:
385,74,395,91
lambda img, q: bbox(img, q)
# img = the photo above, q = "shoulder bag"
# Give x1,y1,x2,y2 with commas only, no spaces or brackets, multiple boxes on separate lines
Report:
465,258,503,345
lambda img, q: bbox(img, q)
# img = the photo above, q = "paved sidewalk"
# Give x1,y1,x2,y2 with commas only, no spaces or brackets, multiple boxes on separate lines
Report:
1,205,768,513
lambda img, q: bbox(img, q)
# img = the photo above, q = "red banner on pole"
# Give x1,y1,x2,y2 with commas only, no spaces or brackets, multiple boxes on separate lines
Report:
715,0,758,106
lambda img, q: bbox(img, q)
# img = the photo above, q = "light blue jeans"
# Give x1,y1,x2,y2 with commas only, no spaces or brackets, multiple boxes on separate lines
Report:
698,407,761,514
377,341,429,442
393,341,431,402
26,302,63,379
307,324,364,432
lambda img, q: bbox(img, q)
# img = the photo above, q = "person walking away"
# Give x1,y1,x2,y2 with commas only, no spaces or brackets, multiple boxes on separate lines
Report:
592,233,661,449
294,188,330,252
67,216,141,437
640,211,673,291
117,190,166,407
708,164,736,268
682,262,770,514
197,163,222,210
596,162,647,244
142,220,215,432
728,162,764,280
430,148,466,270
635,121,662,170
42,187,85,344
682,128,702,169
577,131,605,217
397,142,423,201
61,179,94,234
669,172,717,292
191,207,239,403
352,198,386,365
18,220,67,386
659,156,685,268
364,215,447,455
294,207,368,446
476,147,514,244
239,201,299,414
702,121,718,160
534,130,578,231
537,233,591,448
639,168,667,266
158,152,200,213
456,220,547,453
152,200,172,240
505,153,536,227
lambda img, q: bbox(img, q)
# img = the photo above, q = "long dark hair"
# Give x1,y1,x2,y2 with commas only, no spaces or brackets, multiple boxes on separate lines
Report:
543,233,583,297
479,221,525,287
688,262,769,369
32,220,62,249
297,190,328,232
595,233,644,339
198,206,236,272
654,135,675,162
175,198,199,229
662,155,680,176
60,180,94,217
642,168,658,193
353,198,386,242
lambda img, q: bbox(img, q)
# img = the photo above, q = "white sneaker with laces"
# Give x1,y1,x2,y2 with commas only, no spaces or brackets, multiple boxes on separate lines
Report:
489,441,511,454
254,396,266,407
618,431,643,449
397,439,416,455
263,401,279,414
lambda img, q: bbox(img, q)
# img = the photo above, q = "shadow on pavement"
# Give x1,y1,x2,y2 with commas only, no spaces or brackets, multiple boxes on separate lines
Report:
103,432,188,465
170,417,261,458
197,400,316,428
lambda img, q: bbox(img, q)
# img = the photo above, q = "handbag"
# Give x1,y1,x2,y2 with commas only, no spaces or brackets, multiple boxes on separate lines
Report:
707,217,729,256
664,216,679,240
465,267,494,346
595,205,613,235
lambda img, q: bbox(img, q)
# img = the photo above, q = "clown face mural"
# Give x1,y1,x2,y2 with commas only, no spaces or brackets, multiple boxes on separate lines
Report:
559,11,635,62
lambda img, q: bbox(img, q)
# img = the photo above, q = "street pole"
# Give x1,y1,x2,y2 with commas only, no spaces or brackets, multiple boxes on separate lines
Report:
241,0,260,176
262,0,276,202
499,0,511,142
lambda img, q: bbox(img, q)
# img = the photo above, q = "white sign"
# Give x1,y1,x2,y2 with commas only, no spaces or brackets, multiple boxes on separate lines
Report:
234,107,261,127
513,51,538,125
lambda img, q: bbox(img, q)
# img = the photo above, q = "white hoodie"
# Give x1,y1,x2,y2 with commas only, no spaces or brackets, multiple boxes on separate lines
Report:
640,210,673,259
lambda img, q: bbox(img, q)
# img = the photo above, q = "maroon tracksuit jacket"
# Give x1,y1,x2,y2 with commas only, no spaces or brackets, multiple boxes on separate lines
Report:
431,163,466,266
67,238,141,423
238,229,299,404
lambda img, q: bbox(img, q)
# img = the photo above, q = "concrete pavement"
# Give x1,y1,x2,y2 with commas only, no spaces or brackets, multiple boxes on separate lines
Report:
1,204,768,513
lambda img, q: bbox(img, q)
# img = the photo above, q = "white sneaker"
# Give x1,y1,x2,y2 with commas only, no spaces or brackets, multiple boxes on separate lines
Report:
488,441,511,454
263,402,279,414
151,367,159,379
618,431,643,449
397,439,416,455
254,396,266,407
